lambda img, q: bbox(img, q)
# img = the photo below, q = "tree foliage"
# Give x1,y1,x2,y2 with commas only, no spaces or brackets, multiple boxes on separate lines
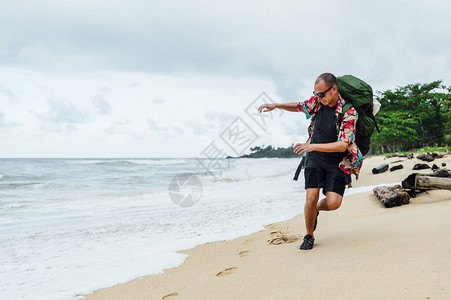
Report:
241,144,299,158
373,81,450,152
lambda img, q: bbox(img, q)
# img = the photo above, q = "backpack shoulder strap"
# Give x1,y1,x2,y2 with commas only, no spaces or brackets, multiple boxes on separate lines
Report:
342,102,353,115
308,102,321,118
340,101,381,134
337,102,353,127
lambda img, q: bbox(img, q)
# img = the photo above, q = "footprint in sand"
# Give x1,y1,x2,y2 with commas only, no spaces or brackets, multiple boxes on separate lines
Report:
267,233,300,245
242,238,254,245
238,250,249,257
162,292,178,299
216,267,237,277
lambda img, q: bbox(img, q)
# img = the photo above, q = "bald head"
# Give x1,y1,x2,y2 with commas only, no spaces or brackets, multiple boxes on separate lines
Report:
315,73,338,87
314,72,339,107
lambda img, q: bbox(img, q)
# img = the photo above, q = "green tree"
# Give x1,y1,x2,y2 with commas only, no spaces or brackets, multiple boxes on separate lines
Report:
372,111,418,152
374,81,450,151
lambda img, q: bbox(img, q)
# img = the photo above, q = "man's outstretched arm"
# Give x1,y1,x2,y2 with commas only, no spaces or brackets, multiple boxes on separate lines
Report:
293,141,348,154
258,102,300,113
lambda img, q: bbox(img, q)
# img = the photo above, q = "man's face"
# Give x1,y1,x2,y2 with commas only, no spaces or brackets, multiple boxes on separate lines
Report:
314,80,338,107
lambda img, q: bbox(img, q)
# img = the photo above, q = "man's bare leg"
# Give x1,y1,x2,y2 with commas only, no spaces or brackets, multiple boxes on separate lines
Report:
304,188,320,238
317,191,343,211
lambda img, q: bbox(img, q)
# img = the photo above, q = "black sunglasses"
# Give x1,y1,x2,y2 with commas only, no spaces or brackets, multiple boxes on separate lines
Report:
313,85,334,98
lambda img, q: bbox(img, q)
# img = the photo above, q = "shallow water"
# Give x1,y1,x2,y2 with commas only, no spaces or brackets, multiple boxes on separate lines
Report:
1,157,315,299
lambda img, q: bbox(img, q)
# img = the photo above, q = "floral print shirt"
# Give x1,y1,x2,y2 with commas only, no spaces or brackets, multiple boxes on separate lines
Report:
297,95,364,179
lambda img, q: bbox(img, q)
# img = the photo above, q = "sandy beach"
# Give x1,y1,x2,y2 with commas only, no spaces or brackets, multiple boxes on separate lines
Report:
84,154,451,300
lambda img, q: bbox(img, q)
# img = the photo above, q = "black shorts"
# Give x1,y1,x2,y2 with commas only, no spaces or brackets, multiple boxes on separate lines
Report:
304,158,350,196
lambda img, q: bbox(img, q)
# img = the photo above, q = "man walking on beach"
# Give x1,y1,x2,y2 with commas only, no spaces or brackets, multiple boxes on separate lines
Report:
258,73,363,250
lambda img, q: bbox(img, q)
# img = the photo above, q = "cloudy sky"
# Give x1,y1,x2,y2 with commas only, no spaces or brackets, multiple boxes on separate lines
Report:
0,0,449,158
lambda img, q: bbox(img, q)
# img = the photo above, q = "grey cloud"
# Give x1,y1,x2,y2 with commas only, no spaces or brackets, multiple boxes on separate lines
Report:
153,98,166,104
147,117,186,138
180,110,252,137
0,1,449,100
0,84,15,100
147,117,163,130
204,110,234,123
104,116,134,134
0,112,20,127
65,124,78,132
165,126,185,139
46,99,92,123
282,118,310,136
104,126,117,134
203,110,236,130
0,112,8,127
183,111,235,136
38,123,79,133
190,122,208,135
99,86,112,93
92,95,112,115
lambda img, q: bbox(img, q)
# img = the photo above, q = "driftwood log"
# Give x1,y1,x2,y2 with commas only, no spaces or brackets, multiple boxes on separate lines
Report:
402,168,451,197
402,169,451,190
390,164,404,172
430,152,445,158
415,176,451,189
373,169,451,206
373,185,410,208
385,153,414,159
372,163,389,174
390,159,404,164
416,151,448,162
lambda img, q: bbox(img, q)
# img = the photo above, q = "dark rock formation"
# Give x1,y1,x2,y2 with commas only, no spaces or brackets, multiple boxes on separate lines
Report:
417,154,435,162
413,163,430,170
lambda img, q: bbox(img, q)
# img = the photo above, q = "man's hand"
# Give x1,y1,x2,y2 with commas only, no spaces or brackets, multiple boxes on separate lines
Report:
258,103,277,113
293,143,313,155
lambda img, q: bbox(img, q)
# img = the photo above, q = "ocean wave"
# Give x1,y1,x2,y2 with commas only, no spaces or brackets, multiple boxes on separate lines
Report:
0,174,44,182
0,182,42,190
126,159,187,165
0,181,83,190
0,203,28,210
65,159,187,166
65,160,122,165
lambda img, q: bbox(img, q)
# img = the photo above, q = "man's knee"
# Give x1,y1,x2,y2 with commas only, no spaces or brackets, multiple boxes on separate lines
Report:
305,193,319,207
329,200,342,210
326,196,342,210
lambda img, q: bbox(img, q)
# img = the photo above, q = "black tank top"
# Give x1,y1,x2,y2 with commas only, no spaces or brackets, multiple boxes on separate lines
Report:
308,104,344,164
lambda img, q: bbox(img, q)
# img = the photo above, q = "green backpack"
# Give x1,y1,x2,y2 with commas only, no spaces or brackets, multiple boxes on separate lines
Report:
337,75,380,155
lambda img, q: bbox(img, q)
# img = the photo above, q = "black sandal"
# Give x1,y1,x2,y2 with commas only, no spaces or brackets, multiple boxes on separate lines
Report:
299,234,315,250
